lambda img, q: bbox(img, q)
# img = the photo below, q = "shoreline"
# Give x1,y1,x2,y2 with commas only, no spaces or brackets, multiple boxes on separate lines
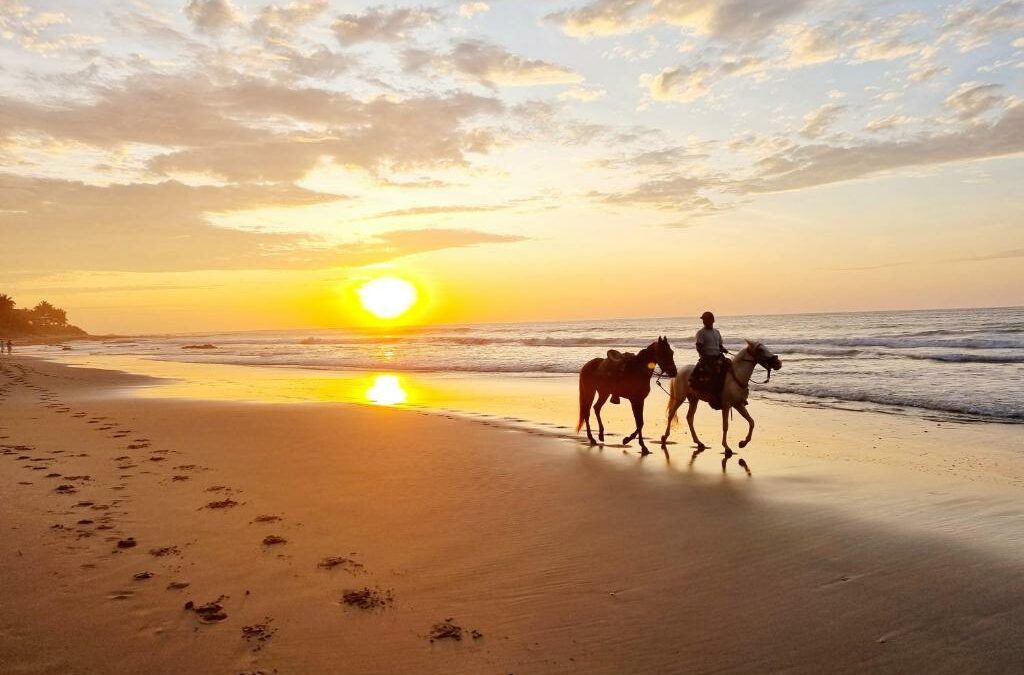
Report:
2,356,1024,673
12,353,1024,557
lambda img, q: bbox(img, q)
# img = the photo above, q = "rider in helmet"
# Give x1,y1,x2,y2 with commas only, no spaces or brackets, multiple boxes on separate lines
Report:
690,311,729,409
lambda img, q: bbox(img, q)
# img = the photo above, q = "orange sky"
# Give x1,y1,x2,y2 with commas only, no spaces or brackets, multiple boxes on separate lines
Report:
1,0,1022,333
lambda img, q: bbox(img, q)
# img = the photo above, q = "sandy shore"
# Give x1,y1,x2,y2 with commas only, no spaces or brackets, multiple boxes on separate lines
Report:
2,356,1023,674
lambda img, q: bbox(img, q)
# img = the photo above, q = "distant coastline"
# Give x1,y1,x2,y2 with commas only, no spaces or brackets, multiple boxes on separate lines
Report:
0,293,88,343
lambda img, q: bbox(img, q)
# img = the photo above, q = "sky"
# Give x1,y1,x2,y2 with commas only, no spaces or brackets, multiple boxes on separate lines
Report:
1,0,1022,333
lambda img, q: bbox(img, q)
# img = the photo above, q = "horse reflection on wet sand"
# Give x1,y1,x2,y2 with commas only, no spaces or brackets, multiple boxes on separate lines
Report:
576,337,678,455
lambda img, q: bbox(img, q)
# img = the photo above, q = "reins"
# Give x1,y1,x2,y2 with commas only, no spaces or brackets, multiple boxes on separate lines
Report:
729,352,772,387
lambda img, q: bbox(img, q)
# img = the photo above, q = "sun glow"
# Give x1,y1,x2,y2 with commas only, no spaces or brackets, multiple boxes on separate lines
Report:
356,277,418,320
366,374,408,406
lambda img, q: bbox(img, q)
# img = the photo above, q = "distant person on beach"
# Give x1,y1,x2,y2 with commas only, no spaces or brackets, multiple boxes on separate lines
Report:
6,340,12,355
689,311,729,409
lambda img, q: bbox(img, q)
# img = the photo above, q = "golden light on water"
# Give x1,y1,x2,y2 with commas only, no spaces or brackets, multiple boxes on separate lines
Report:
356,277,418,320
366,374,408,406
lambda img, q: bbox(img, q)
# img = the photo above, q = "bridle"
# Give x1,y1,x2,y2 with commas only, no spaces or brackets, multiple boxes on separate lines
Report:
729,349,775,386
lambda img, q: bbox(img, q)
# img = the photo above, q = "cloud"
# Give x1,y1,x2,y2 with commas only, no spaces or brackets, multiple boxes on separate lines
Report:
864,115,918,132
800,103,846,138
559,86,608,102
0,2,102,55
944,81,1005,120
459,3,490,18
0,74,503,183
332,5,439,44
948,247,1024,263
783,24,843,66
736,101,1024,194
594,145,710,171
642,56,764,102
251,1,328,42
942,0,1024,52
0,173,523,272
185,0,242,34
590,174,718,213
549,0,809,44
365,205,508,219
404,40,582,87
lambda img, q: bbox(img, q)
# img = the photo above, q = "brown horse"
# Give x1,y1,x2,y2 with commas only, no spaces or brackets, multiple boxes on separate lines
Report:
576,337,678,454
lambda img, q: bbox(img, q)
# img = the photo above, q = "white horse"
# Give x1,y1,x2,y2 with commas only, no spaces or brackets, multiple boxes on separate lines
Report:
660,341,781,454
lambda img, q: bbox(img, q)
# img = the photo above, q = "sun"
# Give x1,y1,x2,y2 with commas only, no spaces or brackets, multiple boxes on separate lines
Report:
356,276,419,320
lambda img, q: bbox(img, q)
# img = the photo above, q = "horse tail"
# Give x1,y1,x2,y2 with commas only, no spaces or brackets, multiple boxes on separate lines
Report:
666,377,679,427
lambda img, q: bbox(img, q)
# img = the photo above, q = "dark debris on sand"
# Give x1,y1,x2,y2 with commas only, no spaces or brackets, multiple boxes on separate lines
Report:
149,546,180,557
186,595,229,623
241,618,277,651
341,587,394,610
203,498,239,510
317,556,364,572
428,619,483,643
252,514,282,523
262,535,287,546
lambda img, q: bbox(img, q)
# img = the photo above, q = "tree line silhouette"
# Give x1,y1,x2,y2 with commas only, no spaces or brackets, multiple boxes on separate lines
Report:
0,293,86,338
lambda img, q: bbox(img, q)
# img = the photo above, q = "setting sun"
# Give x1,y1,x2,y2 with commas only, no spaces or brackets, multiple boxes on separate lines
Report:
356,277,418,320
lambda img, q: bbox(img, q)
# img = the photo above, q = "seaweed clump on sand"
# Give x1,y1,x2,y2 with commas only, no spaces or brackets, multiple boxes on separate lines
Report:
186,595,229,623
341,587,394,610
241,618,277,651
428,619,484,642
317,556,364,572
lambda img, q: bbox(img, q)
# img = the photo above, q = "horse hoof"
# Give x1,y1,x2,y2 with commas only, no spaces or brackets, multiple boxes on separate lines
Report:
739,440,748,449
622,437,630,446
639,448,651,456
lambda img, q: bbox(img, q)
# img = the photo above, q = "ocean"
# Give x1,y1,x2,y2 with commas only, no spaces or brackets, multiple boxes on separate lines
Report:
35,306,1024,424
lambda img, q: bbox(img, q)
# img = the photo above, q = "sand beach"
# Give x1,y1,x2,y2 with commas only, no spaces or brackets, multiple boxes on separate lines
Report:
2,354,1023,674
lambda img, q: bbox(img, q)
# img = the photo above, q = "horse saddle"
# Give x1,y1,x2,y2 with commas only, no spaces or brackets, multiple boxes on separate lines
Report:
599,350,635,404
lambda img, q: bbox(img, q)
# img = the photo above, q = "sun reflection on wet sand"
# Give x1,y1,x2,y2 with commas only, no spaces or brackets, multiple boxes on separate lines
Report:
365,374,407,406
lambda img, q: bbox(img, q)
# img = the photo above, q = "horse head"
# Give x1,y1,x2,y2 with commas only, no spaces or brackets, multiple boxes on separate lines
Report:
651,336,678,377
745,340,782,374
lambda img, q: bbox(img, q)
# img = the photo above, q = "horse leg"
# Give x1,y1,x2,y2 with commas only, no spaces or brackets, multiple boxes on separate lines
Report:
594,391,610,443
686,397,706,450
629,398,649,454
661,392,684,446
580,384,597,445
735,403,755,449
721,406,734,456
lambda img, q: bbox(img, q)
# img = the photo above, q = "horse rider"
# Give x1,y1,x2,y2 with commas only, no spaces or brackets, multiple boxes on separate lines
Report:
689,311,729,409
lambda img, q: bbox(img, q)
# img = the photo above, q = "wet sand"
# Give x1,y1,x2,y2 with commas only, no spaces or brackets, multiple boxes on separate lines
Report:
1,355,1023,674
